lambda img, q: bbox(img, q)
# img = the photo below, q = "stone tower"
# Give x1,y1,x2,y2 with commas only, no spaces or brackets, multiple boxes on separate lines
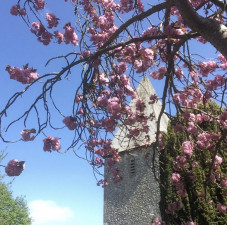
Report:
104,77,169,225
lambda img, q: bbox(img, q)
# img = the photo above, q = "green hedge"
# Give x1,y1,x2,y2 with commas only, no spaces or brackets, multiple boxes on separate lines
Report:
160,102,227,225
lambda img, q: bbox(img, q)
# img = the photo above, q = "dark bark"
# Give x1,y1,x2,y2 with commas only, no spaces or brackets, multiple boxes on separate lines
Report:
174,0,227,58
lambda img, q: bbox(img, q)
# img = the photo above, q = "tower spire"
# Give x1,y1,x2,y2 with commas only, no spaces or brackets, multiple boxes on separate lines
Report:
112,76,169,152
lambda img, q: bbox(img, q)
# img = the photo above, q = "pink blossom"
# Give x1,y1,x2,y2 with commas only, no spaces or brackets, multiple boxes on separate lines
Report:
31,22,52,45
97,179,108,188
213,155,223,169
34,0,45,10
136,98,145,112
99,73,109,84
187,122,198,135
142,26,159,39
171,173,181,184
63,23,79,45
119,0,134,13
220,179,227,187
5,159,25,176
125,85,137,98
197,36,207,44
173,155,187,171
78,107,84,115
150,66,167,80
210,174,216,183
206,75,226,91
196,113,211,123
102,117,116,132
197,132,219,150
174,123,184,132
97,96,108,107
164,25,184,37
6,65,39,84
175,68,183,79
43,136,61,152
127,127,140,137
189,70,199,79
54,31,64,44
182,141,193,158
114,174,122,183
192,161,198,168
176,183,187,197
198,61,217,77
218,54,227,70
217,203,226,213
106,97,121,114
46,13,59,29
149,94,158,104
151,217,166,225
184,222,196,225
120,74,130,86
133,48,155,73
158,133,165,150
10,5,20,15
115,63,127,75
165,201,183,215
63,116,77,130
189,0,207,8
124,114,137,125
21,129,35,141
218,110,227,129
75,94,83,103
95,157,103,167
10,5,27,16
80,50,91,59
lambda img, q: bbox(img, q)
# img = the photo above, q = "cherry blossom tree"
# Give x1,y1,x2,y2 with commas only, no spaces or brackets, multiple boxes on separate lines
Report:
0,0,226,223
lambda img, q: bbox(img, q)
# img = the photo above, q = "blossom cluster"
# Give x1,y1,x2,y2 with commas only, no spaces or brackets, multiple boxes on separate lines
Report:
5,159,25,176
114,43,156,73
10,5,27,16
34,0,45,10
165,200,183,215
150,66,167,80
198,61,217,77
63,23,79,45
46,13,59,29
197,132,219,150
151,217,166,225
11,1,79,47
97,179,108,188
43,136,61,152
31,22,52,45
173,86,204,108
171,173,187,197
63,116,78,130
6,65,39,84
217,203,226,213
21,129,36,141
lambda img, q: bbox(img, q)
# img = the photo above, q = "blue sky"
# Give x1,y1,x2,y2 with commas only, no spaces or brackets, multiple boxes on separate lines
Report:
0,2,103,225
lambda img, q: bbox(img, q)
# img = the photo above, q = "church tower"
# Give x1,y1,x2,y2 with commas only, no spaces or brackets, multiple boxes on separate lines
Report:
104,77,169,225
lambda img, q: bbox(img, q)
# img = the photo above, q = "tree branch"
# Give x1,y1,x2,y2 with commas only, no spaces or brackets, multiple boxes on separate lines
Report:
174,0,227,58
210,0,227,12
101,1,173,49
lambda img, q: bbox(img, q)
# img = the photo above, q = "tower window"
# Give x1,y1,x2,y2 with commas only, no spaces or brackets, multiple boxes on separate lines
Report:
129,158,136,176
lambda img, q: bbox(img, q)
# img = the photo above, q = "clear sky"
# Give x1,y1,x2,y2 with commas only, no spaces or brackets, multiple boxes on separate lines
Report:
0,2,104,225
0,1,219,225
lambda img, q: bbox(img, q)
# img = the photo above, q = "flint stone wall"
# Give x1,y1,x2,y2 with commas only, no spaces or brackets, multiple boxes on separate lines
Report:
104,146,160,225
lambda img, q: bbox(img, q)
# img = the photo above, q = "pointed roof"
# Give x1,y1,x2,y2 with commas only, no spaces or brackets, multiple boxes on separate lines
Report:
112,76,169,152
